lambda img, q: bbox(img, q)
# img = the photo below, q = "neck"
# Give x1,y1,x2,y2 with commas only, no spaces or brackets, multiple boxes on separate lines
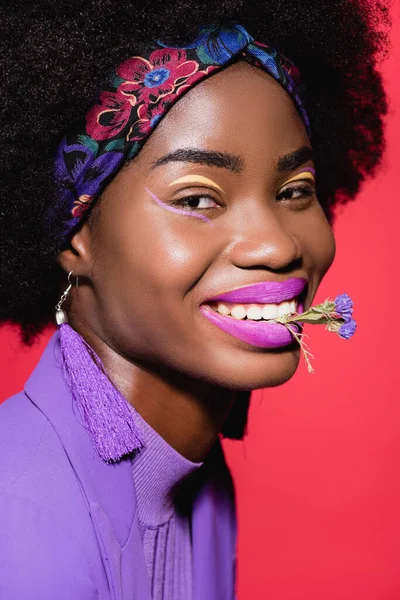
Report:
71,318,234,463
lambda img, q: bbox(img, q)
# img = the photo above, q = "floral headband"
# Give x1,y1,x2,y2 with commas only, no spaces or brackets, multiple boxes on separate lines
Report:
54,23,310,246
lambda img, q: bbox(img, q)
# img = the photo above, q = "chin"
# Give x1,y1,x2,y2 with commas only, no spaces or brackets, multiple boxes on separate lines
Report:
198,344,301,391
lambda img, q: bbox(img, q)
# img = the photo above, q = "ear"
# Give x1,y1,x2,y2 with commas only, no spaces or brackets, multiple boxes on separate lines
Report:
56,221,94,279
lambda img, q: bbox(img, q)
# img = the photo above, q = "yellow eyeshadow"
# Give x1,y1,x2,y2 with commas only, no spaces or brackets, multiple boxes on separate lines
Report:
168,175,224,193
283,171,315,185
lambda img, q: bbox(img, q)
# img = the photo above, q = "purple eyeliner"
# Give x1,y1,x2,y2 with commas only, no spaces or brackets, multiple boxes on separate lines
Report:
145,187,212,223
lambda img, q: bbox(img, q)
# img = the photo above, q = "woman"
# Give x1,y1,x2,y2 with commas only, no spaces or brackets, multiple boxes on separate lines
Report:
0,1,389,598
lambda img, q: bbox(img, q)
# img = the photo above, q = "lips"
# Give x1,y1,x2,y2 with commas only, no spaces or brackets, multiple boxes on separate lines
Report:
207,278,307,304
200,278,307,349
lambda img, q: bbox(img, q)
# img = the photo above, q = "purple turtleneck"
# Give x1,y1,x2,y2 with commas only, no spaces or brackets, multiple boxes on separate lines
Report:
130,409,203,599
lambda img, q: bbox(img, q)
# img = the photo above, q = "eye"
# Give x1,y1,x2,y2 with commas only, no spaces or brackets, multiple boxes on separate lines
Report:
173,194,220,210
276,183,315,207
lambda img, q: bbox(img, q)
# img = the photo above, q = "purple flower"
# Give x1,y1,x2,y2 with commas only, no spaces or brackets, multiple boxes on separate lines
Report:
334,293,353,322
338,319,357,340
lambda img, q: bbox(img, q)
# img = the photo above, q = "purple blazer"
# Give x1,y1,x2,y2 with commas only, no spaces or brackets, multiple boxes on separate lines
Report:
0,332,237,599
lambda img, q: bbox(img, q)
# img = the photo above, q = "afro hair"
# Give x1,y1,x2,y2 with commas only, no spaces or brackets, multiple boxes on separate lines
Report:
0,0,390,344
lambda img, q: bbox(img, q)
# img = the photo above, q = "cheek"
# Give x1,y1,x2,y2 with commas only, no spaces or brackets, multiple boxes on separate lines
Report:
90,205,224,361
94,202,218,305
297,207,336,275
315,220,336,275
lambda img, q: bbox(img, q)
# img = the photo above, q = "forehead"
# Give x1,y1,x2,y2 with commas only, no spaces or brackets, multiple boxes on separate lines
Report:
136,61,310,171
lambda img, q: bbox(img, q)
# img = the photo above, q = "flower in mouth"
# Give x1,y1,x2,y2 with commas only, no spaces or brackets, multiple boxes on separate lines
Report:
205,289,355,373
337,319,357,340
334,293,354,322
275,294,357,373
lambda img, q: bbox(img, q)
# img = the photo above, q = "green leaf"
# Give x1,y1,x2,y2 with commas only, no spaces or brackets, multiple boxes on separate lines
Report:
196,46,219,65
77,134,99,156
289,313,332,324
320,301,336,312
127,141,141,160
327,321,342,333
104,139,126,152
307,306,333,316
111,75,125,88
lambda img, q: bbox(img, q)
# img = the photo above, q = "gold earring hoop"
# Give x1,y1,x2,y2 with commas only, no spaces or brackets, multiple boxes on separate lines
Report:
55,270,73,325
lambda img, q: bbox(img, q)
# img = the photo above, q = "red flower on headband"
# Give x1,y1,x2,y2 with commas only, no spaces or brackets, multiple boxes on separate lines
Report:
175,65,220,96
86,91,135,141
72,195,93,218
128,98,171,141
127,66,221,140
117,48,199,104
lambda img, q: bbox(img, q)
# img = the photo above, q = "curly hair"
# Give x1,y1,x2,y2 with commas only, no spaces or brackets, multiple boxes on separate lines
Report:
0,0,390,345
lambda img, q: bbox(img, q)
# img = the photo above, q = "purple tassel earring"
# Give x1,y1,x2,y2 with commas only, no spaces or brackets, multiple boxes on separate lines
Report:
55,271,143,462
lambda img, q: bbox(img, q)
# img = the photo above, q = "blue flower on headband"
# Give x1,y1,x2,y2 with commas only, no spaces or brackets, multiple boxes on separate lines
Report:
144,68,171,88
160,24,253,65
196,25,253,65
245,43,280,80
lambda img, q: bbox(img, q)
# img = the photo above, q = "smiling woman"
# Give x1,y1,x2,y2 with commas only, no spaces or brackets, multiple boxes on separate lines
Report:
0,1,390,599
74,64,333,401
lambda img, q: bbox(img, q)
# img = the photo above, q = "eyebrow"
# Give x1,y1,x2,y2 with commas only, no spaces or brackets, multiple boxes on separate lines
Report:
151,148,243,173
150,145,314,175
277,147,314,172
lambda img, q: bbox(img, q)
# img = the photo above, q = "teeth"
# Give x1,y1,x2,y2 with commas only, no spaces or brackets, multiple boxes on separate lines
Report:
214,299,298,320
278,301,291,317
216,303,231,316
246,305,263,320
230,305,247,320
261,304,278,320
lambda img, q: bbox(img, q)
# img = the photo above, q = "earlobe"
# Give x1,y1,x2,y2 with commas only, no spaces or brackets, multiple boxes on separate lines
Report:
56,221,94,278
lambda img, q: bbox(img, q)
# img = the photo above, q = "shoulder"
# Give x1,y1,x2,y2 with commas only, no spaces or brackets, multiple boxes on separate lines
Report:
0,392,105,598
0,389,92,517
0,391,49,491
0,492,99,600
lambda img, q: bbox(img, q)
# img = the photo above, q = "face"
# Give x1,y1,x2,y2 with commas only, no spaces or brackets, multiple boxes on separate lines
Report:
73,62,335,390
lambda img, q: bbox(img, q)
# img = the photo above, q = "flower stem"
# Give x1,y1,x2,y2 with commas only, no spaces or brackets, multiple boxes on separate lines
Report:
282,323,315,374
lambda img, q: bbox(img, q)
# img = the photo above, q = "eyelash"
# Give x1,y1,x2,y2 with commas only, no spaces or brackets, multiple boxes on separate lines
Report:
172,183,316,211
172,194,219,210
276,184,316,205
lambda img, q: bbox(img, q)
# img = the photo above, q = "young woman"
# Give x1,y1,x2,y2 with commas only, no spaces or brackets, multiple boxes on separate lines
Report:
0,1,389,598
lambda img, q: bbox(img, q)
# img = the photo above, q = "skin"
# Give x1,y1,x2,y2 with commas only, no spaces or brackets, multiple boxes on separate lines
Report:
58,62,336,462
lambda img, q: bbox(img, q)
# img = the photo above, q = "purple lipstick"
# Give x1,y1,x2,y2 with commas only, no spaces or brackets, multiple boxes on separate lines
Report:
200,278,307,349
208,278,307,304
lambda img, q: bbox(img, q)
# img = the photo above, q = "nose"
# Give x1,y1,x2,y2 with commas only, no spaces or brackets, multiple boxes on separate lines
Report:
227,209,302,272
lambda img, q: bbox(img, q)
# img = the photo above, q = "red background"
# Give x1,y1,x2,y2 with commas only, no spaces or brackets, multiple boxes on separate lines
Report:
1,6,399,598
